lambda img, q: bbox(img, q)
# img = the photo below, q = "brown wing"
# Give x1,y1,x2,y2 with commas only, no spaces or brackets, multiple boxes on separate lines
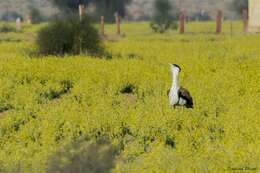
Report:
178,87,193,108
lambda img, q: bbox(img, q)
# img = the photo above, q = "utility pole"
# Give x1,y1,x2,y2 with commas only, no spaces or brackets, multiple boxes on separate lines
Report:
179,11,185,34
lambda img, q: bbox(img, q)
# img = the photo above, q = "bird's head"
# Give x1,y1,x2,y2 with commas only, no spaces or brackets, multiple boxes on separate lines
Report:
169,64,181,73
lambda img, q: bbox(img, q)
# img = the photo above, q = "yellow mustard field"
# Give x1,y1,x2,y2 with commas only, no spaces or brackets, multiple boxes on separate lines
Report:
0,22,259,173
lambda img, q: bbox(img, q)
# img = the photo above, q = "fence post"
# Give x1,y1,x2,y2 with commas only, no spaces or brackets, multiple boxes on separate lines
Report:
216,10,223,34
79,4,85,21
242,9,249,33
179,11,185,34
100,16,105,36
115,12,121,35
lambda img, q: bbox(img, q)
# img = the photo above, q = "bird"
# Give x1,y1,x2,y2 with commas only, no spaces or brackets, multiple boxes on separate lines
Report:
167,64,193,108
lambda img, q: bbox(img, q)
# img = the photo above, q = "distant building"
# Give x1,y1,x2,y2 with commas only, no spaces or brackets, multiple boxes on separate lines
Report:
249,0,260,32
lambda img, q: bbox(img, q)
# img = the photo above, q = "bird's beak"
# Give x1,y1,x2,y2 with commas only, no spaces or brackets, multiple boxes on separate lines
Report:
168,63,172,66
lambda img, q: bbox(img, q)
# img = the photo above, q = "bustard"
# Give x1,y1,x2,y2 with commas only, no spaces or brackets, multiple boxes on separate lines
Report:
168,64,193,108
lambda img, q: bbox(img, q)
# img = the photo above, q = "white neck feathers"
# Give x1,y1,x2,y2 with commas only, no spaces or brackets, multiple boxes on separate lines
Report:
171,70,179,89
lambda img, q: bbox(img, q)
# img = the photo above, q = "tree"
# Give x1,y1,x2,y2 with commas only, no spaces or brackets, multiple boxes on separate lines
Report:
231,0,248,15
150,0,178,33
48,0,131,22
28,6,44,23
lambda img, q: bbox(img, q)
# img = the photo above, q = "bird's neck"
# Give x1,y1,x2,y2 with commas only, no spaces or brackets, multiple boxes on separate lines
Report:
171,71,179,89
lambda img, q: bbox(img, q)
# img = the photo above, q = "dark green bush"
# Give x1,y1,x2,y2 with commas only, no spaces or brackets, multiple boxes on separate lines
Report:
28,6,45,24
36,15,103,56
231,0,248,16
46,138,116,173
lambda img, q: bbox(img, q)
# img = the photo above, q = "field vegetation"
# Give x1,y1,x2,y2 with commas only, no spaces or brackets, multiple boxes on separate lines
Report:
0,21,259,173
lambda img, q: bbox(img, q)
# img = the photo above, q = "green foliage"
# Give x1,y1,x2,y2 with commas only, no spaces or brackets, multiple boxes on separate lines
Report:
150,0,178,33
36,15,103,56
0,21,259,173
49,0,131,22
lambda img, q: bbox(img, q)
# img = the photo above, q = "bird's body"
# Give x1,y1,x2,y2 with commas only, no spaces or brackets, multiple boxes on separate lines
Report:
168,64,193,108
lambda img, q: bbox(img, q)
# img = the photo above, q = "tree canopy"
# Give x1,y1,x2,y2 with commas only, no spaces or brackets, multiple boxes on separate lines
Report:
49,0,131,21
150,0,178,33
49,0,91,12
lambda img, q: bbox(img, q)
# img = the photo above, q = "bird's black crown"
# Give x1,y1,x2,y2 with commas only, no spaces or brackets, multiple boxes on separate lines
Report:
172,64,181,72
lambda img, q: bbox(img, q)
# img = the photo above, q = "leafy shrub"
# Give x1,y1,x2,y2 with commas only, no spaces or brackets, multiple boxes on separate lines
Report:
0,24,16,33
46,138,116,173
150,0,178,33
37,15,103,56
